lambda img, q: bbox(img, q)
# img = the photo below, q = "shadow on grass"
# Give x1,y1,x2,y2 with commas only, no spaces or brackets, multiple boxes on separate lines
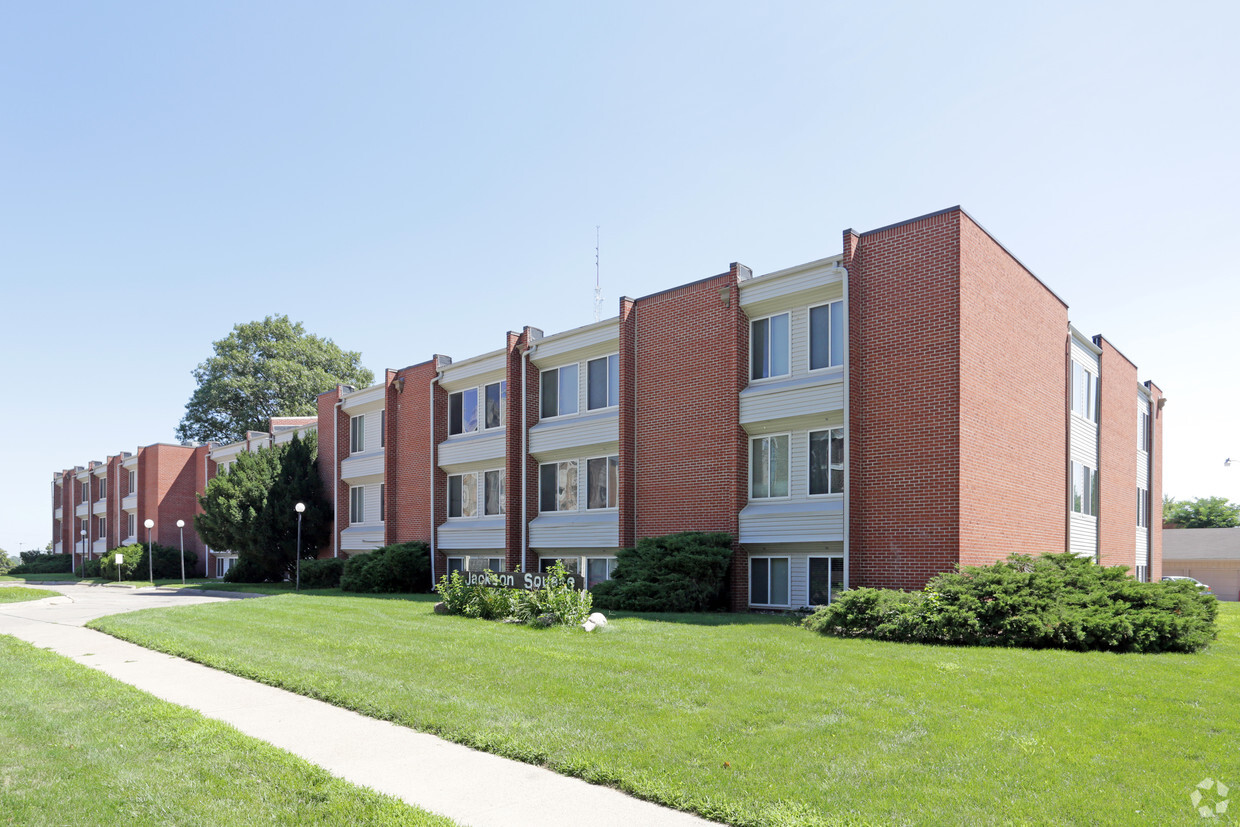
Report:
606,609,803,627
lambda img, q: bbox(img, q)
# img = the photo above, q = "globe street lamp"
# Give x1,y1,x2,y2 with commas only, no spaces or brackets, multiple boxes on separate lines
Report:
144,518,155,583
176,519,186,585
295,502,306,591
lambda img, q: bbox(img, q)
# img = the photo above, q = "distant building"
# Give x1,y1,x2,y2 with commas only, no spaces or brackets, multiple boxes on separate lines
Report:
1163,527,1240,601
51,206,1163,608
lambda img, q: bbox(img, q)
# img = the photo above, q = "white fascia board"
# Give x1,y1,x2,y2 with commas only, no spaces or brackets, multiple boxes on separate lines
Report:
529,318,620,366
439,348,508,390
1068,324,1102,355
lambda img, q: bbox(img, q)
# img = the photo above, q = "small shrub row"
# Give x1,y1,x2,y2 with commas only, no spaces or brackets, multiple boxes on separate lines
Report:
436,562,593,627
298,557,345,589
340,542,433,593
803,552,1219,654
79,558,102,578
10,552,74,575
590,531,734,612
99,543,199,581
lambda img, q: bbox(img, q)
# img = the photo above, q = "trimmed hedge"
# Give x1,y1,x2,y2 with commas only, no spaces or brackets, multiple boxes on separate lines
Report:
99,543,199,581
340,542,433,593
10,552,74,575
591,531,734,612
803,552,1219,653
298,557,345,589
436,561,593,627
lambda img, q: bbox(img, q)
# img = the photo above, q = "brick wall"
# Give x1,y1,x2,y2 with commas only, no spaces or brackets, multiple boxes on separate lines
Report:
957,213,1069,566
845,209,964,589
386,360,439,553
632,266,749,609
1096,337,1139,569
504,331,538,570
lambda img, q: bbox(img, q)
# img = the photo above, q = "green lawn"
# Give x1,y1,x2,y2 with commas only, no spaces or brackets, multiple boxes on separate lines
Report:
0,572,79,582
92,595,1240,827
0,634,456,826
0,586,59,603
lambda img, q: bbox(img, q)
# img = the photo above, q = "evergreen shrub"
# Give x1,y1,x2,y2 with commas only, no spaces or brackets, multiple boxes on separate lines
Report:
99,543,198,581
590,531,734,612
340,542,432,593
298,557,345,589
10,552,74,575
436,561,592,627
803,552,1219,653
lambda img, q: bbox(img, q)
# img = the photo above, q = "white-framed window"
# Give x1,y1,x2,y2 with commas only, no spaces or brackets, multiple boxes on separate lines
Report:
1137,486,1149,528
539,461,578,512
809,429,844,495
96,478,106,501
447,556,464,574
81,483,88,503
1071,362,1098,422
750,312,790,380
809,300,844,371
349,485,365,523
350,414,366,453
750,434,790,499
127,470,136,495
450,556,504,574
808,556,845,605
750,556,790,606
1135,565,1148,583
379,483,386,523
484,381,506,429
448,473,478,518
586,456,619,510
539,556,579,574
97,516,105,538
127,513,136,538
484,469,505,516
380,410,385,448
585,557,617,589
587,354,620,410
1138,410,1150,452
1071,461,1099,517
449,388,478,435
540,366,579,418
216,556,235,578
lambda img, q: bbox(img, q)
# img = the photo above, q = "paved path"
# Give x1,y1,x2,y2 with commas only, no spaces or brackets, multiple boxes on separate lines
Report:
0,584,719,827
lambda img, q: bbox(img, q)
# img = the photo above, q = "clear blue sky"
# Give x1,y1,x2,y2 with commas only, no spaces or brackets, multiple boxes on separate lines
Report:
2,2,1237,556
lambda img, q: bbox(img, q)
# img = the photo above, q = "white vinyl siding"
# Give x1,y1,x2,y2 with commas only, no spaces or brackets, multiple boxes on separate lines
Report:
746,543,846,608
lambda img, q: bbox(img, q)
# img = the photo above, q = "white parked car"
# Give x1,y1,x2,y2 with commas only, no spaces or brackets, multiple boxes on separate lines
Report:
1161,575,1213,594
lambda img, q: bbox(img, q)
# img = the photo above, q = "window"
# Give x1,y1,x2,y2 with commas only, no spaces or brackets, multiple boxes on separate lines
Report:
1071,462,1099,516
127,470,136,494
540,366,578,418
450,556,504,574
809,301,844,370
380,410,385,448
216,557,235,578
448,388,478,435
539,557,579,574
587,355,620,410
484,469,505,515
539,461,578,512
586,557,617,589
379,483,386,522
447,557,464,575
808,557,845,605
82,483,88,503
1138,410,1150,452
809,429,844,495
751,435,790,499
1137,486,1149,528
751,313,790,380
350,485,365,523
1136,565,1148,583
127,513,135,538
448,473,478,518
586,456,619,509
750,557,790,606
484,381,506,429
1071,362,1098,422
97,517,105,538
350,414,365,453
97,478,106,501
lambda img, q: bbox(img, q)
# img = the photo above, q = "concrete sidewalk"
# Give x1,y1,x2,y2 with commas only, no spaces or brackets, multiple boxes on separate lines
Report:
0,584,719,827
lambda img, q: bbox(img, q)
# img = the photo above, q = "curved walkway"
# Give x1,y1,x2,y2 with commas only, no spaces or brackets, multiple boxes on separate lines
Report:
0,584,719,827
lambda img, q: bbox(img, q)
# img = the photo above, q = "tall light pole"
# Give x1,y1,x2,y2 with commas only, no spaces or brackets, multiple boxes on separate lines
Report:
144,518,154,583
295,502,306,591
176,519,186,585
79,529,86,577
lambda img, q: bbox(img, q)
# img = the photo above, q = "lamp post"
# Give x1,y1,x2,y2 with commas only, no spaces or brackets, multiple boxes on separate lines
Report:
144,518,154,584
176,519,186,585
295,502,305,591
79,529,86,577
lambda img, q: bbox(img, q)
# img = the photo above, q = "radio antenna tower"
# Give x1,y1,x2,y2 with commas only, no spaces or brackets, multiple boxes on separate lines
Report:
593,225,603,322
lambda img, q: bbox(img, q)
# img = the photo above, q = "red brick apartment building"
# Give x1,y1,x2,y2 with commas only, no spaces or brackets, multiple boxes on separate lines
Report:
52,207,1162,608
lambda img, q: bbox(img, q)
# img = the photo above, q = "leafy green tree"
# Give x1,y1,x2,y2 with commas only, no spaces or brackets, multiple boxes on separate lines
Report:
0,549,13,574
176,315,373,444
253,432,333,580
1164,496,1240,528
195,445,281,573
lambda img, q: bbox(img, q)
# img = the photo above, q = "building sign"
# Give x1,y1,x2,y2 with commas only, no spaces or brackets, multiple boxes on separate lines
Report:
461,570,584,591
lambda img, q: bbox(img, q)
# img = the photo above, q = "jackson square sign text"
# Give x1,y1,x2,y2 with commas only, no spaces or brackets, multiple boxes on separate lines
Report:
461,570,585,591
